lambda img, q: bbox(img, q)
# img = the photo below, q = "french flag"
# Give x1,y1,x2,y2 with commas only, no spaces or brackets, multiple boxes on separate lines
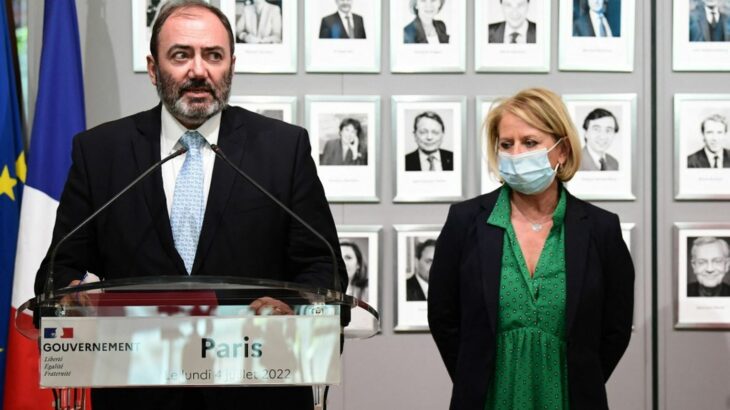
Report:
4,1,85,408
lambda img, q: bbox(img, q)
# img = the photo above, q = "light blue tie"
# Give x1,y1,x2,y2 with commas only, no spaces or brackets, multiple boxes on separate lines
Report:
170,131,205,274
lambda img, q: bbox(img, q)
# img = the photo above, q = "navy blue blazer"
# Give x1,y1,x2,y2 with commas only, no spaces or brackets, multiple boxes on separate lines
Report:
428,187,634,409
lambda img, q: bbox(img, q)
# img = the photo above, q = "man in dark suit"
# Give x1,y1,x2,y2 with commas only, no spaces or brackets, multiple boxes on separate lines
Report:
319,0,366,39
34,2,346,409
406,239,435,301
579,108,620,171
687,114,730,168
687,237,730,297
320,118,367,166
405,111,454,171
573,0,619,37
689,0,730,42
488,0,537,44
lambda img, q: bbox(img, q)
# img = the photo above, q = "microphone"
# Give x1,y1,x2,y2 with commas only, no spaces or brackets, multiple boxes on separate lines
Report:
209,144,340,293
41,147,188,301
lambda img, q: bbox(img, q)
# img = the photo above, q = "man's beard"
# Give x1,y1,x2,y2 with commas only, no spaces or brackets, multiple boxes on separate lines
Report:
155,66,233,127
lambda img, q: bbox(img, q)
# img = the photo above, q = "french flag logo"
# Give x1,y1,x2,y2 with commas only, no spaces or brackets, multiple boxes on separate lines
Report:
43,327,73,339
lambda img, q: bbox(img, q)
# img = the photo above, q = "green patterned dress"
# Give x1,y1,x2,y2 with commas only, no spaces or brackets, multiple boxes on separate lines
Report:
484,186,570,410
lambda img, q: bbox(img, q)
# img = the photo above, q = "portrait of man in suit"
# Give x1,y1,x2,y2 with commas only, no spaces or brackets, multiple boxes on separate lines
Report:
235,0,283,44
488,0,537,44
320,117,368,166
34,2,346,408
687,113,730,168
689,0,730,42
687,236,730,297
572,0,620,37
406,238,435,301
319,0,367,39
405,111,454,171
579,108,620,171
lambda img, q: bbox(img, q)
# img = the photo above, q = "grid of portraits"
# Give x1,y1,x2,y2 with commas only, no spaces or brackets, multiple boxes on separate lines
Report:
131,0,648,73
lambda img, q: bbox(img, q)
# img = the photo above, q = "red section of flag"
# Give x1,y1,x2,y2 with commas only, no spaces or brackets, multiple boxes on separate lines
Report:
60,328,73,339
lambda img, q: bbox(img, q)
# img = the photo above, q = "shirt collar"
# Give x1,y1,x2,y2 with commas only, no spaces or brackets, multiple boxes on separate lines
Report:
486,184,568,229
160,104,221,154
704,146,724,163
418,149,442,162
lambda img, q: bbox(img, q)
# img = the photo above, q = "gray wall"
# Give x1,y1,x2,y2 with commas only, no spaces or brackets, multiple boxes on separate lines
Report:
656,1,730,410
24,1,725,409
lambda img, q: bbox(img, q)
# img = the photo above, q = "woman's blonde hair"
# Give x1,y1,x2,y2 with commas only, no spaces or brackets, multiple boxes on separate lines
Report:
483,88,581,182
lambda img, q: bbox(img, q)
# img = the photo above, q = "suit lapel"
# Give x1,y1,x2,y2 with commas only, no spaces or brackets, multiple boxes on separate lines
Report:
564,192,589,335
131,105,187,275
192,107,247,274
476,194,503,334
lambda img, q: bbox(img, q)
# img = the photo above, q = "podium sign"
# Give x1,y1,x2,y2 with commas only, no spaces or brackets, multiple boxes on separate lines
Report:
40,314,341,388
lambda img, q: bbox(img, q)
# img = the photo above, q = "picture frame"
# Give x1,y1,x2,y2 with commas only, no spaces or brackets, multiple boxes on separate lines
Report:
394,224,442,332
228,95,297,124
674,94,730,199
475,0,551,72
392,95,466,202
219,0,297,73
558,0,636,71
563,93,637,200
337,225,381,337
674,223,730,329
305,95,380,202
304,0,381,72
476,96,503,195
131,0,211,72
673,0,730,71
389,0,466,72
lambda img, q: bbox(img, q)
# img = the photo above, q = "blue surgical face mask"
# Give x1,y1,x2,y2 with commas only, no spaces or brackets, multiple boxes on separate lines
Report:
497,139,563,195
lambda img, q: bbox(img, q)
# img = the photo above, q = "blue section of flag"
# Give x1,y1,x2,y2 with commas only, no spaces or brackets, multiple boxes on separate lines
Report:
0,0,26,403
43,328,56,339
25,0,86,201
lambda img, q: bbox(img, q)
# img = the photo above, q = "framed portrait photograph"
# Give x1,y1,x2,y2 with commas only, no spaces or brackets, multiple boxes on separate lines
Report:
305,96,380,202
477,96,504,194
558,0,636,71
304,0,381,72
673,0,730,71
475,0,551,72
389,0,466,72
131,0,211,72
674,94,730,199
392,96,465,202
563,94,637,200
394,225,442,332
219,0,297,73
675,223,730,329
229,95,297,124
337,225,381,337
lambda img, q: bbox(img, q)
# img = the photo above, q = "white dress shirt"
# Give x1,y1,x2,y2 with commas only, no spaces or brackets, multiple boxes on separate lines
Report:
160,105,221,215
585,145,607,169
706,6,719,24
589,9,613,37
503,21,529,44
338,11,353,37
418,149,443,171
704,147,724,168
415,273,429,297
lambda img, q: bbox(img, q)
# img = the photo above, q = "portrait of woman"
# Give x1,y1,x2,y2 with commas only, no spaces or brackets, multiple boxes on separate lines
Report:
404,0,450,44
341,240,369,301
236,0,283,44
428,88,634,409
320,118,368,166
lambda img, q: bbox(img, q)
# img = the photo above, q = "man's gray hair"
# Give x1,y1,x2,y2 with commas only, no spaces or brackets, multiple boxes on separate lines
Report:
691,236,730,260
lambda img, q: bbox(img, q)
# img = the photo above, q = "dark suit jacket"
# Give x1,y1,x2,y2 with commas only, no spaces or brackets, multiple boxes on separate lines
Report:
573,11,618,37
687,148,730,168
403,17,450,44
320,138,367,165
405,149,454,171
35,105,347,410
689,6,730,42
487,21,536,43
406,275,426,301
428,186,634,410
579,147,619,171
319,12,366,39
687,281,730,297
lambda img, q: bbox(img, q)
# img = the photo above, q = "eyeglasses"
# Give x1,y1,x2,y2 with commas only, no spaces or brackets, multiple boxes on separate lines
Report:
691,258,728,269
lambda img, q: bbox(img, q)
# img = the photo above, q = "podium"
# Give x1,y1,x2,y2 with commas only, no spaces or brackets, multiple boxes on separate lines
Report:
16,276,379,410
